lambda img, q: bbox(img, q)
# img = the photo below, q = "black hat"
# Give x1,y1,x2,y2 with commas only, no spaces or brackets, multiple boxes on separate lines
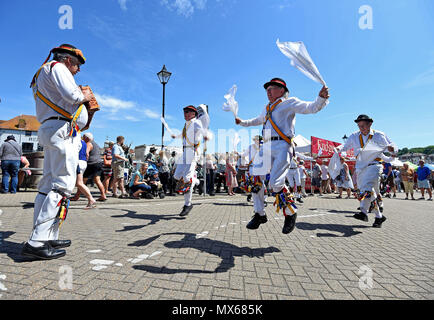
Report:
149,147,157,152
5,135,16,141
263,78,289,92
354,114,373,123
183,105,198,116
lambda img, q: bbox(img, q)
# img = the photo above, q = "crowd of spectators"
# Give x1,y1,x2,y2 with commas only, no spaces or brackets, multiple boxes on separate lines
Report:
1,134,433,203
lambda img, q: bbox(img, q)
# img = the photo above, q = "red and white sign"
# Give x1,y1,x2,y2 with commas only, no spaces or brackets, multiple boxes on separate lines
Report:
310,136,355,158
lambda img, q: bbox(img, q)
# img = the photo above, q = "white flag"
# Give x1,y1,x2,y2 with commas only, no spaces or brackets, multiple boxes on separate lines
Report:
328,149,343,180
222,85,239,117
276,39,326,86
160,116,174,136
357,141,386,165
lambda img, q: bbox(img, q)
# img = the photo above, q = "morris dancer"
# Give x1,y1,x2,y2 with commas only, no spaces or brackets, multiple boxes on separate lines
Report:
236,78,329,234
337,115,397,228
23,44,93,259
240,135,262,203
171,105,208,217
285,153,306,203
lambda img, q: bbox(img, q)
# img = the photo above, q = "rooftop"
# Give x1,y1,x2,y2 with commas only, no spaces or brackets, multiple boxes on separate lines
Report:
0,115,40,132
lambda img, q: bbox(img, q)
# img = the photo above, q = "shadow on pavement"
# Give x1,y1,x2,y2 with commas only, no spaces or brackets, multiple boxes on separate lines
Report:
108,209,186,232
296,222,369,237
21,202,34,209
131,232,280,274
212,202,250,206
0,231,36,263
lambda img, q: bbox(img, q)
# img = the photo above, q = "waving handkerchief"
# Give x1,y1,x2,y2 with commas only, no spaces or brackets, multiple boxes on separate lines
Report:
160,116,174,136
222,85,239,117
276,39,326,86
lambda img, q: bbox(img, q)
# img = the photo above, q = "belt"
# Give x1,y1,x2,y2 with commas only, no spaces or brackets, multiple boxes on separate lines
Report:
42,116,70,124
264,136,291,142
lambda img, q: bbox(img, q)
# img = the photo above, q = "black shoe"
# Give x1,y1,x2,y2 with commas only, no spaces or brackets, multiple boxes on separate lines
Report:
353,212,368,222
297,197,303,203
47,240,71,249
246,213,267,230
282,213,297,234
379,206,384,213
21,242,66,260
179,205,193,217
246,195,252,202
372,215,387,228
209,193,215,196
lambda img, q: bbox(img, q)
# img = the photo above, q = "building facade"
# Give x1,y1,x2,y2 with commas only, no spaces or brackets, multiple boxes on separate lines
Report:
0,115,41,153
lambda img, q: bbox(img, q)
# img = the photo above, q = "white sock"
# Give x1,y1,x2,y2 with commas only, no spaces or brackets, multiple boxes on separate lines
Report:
28,240,45,248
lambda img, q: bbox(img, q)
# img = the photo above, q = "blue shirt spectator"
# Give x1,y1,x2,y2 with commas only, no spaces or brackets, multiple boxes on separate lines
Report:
383,162,392,176
417,165,431,181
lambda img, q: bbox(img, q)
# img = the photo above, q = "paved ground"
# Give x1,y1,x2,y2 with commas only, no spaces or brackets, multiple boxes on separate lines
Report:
0,188,433,300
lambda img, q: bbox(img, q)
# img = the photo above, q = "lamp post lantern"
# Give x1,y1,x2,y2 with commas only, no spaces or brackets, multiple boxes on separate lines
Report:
342,134,348,144
157,65,172,149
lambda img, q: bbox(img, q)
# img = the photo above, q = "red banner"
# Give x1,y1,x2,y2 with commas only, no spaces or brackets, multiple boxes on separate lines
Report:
310,136,355,158
311,136,341,158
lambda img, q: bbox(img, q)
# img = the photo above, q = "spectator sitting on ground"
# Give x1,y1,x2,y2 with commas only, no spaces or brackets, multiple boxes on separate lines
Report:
147,167,164,197
129,162,152,199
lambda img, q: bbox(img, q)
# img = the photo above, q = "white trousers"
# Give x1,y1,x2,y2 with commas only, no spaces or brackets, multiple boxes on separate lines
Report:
174,149,199,206
286,167,301,198
251,140,293,215
30,120,81,244
357,164,383,218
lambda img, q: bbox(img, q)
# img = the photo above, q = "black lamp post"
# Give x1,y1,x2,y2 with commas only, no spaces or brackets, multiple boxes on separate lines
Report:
157,65,172,149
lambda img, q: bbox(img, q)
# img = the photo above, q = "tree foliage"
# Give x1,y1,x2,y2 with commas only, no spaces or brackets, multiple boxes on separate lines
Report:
398,146,434,156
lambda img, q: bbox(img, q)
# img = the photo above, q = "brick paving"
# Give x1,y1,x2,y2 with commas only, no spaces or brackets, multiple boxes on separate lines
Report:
0,189,433,300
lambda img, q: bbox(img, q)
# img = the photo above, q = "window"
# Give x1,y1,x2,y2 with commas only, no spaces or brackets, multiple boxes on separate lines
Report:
25,131,32,136
22,142,34,153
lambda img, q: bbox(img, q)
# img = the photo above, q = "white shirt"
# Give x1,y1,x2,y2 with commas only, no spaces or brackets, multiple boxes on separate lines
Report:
298,165,306,179
289,157,298,169
174,118,205,148
34,62,87,128
239,95,328,140
321,164,329,180
338,129,396,170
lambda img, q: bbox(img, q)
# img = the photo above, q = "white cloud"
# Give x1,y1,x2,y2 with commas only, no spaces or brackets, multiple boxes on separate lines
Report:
125,115,141,122
405,67,434,88
94,93,136,113
143,108,161,119
161,0,207,17
118,0,128,11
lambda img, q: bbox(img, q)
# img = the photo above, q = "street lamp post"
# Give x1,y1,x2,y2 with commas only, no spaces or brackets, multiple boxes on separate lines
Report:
157,65,172,150
342,134,348,144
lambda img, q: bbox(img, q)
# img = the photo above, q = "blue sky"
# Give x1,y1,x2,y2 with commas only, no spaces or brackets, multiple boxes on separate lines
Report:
1,0,433,152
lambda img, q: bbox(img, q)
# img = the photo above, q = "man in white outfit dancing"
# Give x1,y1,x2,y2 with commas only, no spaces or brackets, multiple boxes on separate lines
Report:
235,78,329,234
337,114,397,228
172,105,208,217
